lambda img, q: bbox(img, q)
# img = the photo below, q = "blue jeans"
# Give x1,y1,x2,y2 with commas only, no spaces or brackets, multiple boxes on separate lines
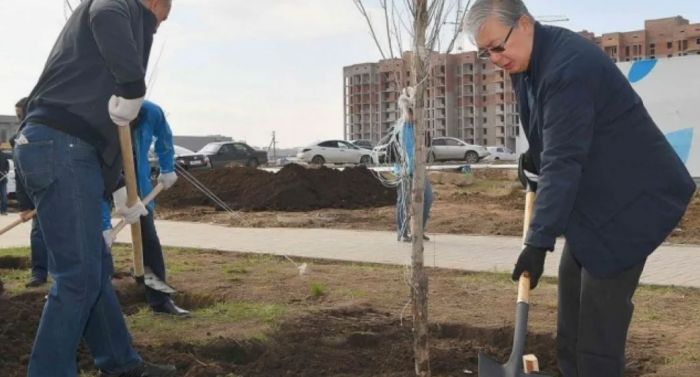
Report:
15,123,141,376
396,176,433,239
141,210,170,307
0,180,7,213
30,217,48,281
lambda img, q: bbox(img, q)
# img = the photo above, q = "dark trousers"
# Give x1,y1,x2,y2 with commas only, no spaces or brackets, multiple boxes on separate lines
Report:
141,210,169,307
16,124,140,376
557,243,645,377
30,217,48,280
0,180,7,214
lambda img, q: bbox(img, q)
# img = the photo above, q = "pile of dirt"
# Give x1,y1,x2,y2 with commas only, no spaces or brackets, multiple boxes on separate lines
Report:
159,164,396,211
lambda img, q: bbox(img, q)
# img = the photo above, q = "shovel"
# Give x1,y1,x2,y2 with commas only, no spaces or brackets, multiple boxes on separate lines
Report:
478,188,551,377
0,210,36,237
117,124,145,285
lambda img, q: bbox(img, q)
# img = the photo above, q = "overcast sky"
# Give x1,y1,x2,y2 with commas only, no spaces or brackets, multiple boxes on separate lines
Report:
1,1,699,148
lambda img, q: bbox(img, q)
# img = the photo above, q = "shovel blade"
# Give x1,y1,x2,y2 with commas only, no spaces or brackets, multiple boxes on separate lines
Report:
478,353,506,377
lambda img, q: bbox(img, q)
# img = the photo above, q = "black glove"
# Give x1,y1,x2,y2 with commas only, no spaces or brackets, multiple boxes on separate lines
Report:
512,245,547,289
518,150,539,191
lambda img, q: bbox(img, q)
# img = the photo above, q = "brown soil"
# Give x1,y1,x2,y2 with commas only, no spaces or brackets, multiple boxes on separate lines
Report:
158,164,396,211
1,246,698,376
159,168,700,244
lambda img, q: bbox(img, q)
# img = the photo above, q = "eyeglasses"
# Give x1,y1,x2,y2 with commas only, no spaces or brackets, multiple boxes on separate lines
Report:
478,27,514,60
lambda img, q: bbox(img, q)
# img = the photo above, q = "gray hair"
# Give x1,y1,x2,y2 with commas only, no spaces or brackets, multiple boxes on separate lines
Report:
464,0,533,41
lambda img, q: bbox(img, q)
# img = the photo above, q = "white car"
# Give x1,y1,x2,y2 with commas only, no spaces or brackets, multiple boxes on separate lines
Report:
486,146,517,161
297,140,372,165
429,137,489,164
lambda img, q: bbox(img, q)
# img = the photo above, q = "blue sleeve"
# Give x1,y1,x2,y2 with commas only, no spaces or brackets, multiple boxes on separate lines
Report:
403,122,415,176
525,73,595,250
153,108,175,173
101,200,112,231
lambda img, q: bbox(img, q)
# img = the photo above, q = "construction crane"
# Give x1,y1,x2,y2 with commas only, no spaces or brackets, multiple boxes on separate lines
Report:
536,15,570,23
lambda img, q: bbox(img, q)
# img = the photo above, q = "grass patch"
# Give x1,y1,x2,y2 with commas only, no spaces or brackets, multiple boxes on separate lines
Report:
309,282,326,298
127,301,286,335
0,247,31,258
0,268,35,295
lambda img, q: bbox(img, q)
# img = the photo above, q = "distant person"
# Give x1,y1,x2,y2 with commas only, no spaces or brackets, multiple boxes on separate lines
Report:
392,87,433,242
14,0,176,376
465,1,695,376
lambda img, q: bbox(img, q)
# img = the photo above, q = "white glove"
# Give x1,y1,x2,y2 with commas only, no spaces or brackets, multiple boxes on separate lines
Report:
112,187,148,224
103,229,114,247
108,95,144,127
158,171,178,190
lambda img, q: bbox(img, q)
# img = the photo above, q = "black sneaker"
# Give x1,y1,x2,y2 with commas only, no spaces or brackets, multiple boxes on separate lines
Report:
151,298,191,317
99,361,176,377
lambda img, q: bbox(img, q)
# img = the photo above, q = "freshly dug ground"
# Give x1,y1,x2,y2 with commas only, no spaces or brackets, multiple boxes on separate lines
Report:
1,246,698,376
158,165,700,244
158,164,396,211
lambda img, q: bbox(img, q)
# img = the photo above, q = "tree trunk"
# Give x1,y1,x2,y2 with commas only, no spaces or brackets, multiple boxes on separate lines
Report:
411,1,430,376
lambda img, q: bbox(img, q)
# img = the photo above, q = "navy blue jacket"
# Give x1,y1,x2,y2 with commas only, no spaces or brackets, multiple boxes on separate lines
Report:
24,0,156,193
512,23,696,277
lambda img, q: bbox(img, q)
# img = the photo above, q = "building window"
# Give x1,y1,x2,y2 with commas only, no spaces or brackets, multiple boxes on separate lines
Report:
483,118,487,124
667,42,673,49
697,38,700,44
484,128,488,135
650,43,655,48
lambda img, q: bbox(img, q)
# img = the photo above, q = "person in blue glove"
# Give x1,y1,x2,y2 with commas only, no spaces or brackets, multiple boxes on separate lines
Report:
109,100,189,317
15,0,176,376
466,1,695,376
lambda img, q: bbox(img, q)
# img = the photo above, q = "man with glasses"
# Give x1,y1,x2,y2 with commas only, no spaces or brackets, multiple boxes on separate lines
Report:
465,1,695,376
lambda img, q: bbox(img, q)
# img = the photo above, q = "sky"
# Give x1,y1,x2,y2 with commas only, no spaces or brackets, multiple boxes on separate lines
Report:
1,1,699,149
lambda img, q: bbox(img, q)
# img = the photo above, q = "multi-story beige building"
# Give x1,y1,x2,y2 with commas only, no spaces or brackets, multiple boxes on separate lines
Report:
580,16,700,62
344,16,698,151
343,51,519,151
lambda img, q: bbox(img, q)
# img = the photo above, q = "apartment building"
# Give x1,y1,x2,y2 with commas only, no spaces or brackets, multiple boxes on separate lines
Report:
343,51,519,151
580,16,700,62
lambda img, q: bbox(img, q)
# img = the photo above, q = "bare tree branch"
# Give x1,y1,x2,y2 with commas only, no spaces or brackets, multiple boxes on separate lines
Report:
380,0,396,59
445,0,471,54
353,0,388,59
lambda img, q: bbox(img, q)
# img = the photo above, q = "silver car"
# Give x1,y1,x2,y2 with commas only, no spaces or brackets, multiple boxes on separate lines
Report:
429,137,489,164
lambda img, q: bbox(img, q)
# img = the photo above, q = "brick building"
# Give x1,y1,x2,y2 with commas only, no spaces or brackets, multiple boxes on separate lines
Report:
579,16,700,62
343,51,519,151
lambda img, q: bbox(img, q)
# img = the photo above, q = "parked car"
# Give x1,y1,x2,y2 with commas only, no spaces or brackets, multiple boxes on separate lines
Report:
370,128,395,164
149,145,209,176
486,146,517,161
174,146,209,170
297,140,372,165
429,137,489,164
350,139,374,150
198,141,268,169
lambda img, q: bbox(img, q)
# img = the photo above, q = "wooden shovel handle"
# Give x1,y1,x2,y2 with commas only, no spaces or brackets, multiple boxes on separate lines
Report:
0,210,36,237
117,125,144,278
517,190,536,304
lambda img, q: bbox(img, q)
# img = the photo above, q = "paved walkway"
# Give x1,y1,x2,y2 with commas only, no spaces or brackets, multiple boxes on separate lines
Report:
0,215,698,288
